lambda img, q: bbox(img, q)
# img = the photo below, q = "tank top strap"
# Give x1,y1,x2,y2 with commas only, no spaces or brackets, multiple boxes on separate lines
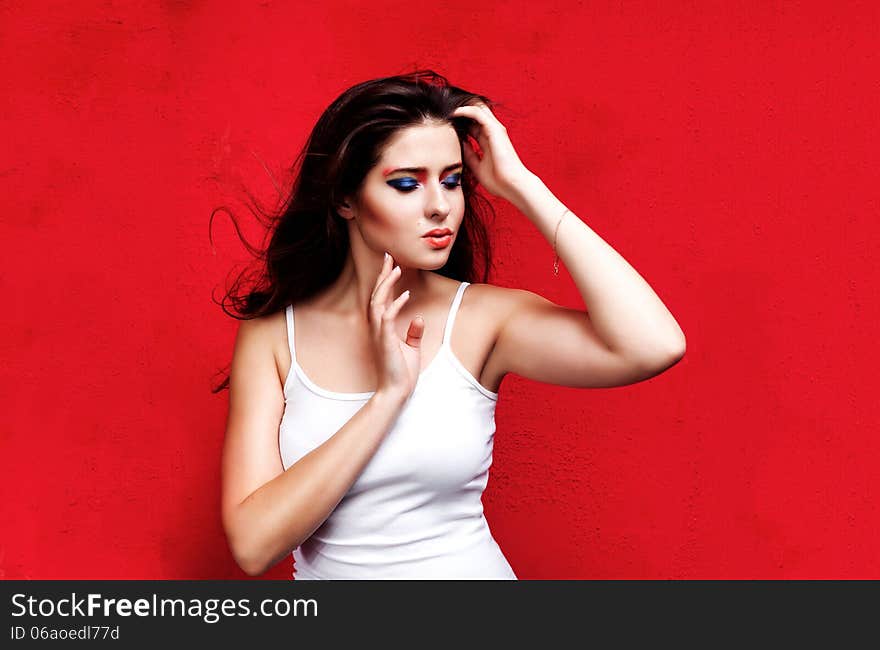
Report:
285,304,297,365
442,282,470,347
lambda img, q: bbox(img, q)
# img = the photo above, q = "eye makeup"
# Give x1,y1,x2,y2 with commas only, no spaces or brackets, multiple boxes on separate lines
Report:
383,163,463,192
382,163,463,180
387,172,462,192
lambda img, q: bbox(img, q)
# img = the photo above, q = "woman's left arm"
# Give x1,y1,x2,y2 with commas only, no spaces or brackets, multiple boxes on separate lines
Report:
454,103,686,387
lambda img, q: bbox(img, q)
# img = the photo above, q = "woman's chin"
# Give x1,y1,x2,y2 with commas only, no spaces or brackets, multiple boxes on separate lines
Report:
424,253,451,269
396,248,451,271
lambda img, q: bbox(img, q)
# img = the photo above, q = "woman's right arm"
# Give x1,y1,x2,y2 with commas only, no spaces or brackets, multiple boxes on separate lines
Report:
220,316,408,576
221,252,422,576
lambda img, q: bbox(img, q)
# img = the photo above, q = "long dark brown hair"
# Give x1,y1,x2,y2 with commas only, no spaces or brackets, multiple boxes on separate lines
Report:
210,70,500,393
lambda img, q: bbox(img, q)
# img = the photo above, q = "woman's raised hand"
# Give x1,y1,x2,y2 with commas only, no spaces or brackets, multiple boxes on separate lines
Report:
452,102,534,202
368,252,424,403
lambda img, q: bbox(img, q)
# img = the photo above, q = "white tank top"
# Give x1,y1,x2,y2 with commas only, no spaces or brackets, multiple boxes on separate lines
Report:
279,281,517,579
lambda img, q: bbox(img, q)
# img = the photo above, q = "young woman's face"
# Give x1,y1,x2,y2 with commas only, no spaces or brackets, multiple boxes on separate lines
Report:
346,122,465,269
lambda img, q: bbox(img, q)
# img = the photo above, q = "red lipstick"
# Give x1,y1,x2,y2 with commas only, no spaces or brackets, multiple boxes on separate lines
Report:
423,228,453,249
423,228,453,237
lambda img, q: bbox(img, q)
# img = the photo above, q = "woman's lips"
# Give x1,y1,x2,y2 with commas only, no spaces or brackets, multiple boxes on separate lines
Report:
424,234,453,249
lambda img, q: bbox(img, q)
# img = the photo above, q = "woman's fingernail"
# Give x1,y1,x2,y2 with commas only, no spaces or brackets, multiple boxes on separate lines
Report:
384,252,389,262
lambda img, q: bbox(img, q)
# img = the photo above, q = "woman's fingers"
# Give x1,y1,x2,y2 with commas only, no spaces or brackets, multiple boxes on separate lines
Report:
379,265,401,310
373,252,392,293
371,253,394,306
462,138,482,166
383,289,410,326
454,103,501,132
370,263,403,333
405,315,425,348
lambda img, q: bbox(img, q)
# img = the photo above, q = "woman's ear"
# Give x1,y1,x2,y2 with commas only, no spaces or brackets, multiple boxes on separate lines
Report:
336,199,356,220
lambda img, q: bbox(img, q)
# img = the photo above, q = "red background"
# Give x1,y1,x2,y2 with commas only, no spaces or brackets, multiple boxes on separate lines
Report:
2,1,877,579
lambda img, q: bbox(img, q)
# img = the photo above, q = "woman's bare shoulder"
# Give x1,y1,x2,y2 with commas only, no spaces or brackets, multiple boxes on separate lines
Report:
235,308,287,341
461,281,526,335
233,308,289,389
470,281,548,307
465,281,522,311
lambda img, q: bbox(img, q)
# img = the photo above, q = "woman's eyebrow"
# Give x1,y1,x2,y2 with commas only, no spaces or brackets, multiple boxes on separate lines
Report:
382,163,463,177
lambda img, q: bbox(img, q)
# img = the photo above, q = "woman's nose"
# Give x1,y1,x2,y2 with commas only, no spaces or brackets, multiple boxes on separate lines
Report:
425,181,451,217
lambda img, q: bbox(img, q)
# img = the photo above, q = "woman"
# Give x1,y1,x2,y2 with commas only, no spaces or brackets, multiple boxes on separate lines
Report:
217,70,686,579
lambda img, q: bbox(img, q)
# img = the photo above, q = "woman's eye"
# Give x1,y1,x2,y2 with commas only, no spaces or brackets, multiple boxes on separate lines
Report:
387,173,462,192
443,173,462,188
387,179,418,192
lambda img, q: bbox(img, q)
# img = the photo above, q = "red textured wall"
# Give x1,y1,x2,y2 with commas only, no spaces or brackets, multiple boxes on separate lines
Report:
2,2,877,579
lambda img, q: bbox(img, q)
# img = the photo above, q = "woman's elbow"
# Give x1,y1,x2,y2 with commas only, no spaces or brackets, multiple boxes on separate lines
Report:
227,535,269,577
223,510,268,577
238,555,268,578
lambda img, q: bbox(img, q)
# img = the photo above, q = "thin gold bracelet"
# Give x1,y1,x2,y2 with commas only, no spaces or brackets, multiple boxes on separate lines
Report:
552,207,570,276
